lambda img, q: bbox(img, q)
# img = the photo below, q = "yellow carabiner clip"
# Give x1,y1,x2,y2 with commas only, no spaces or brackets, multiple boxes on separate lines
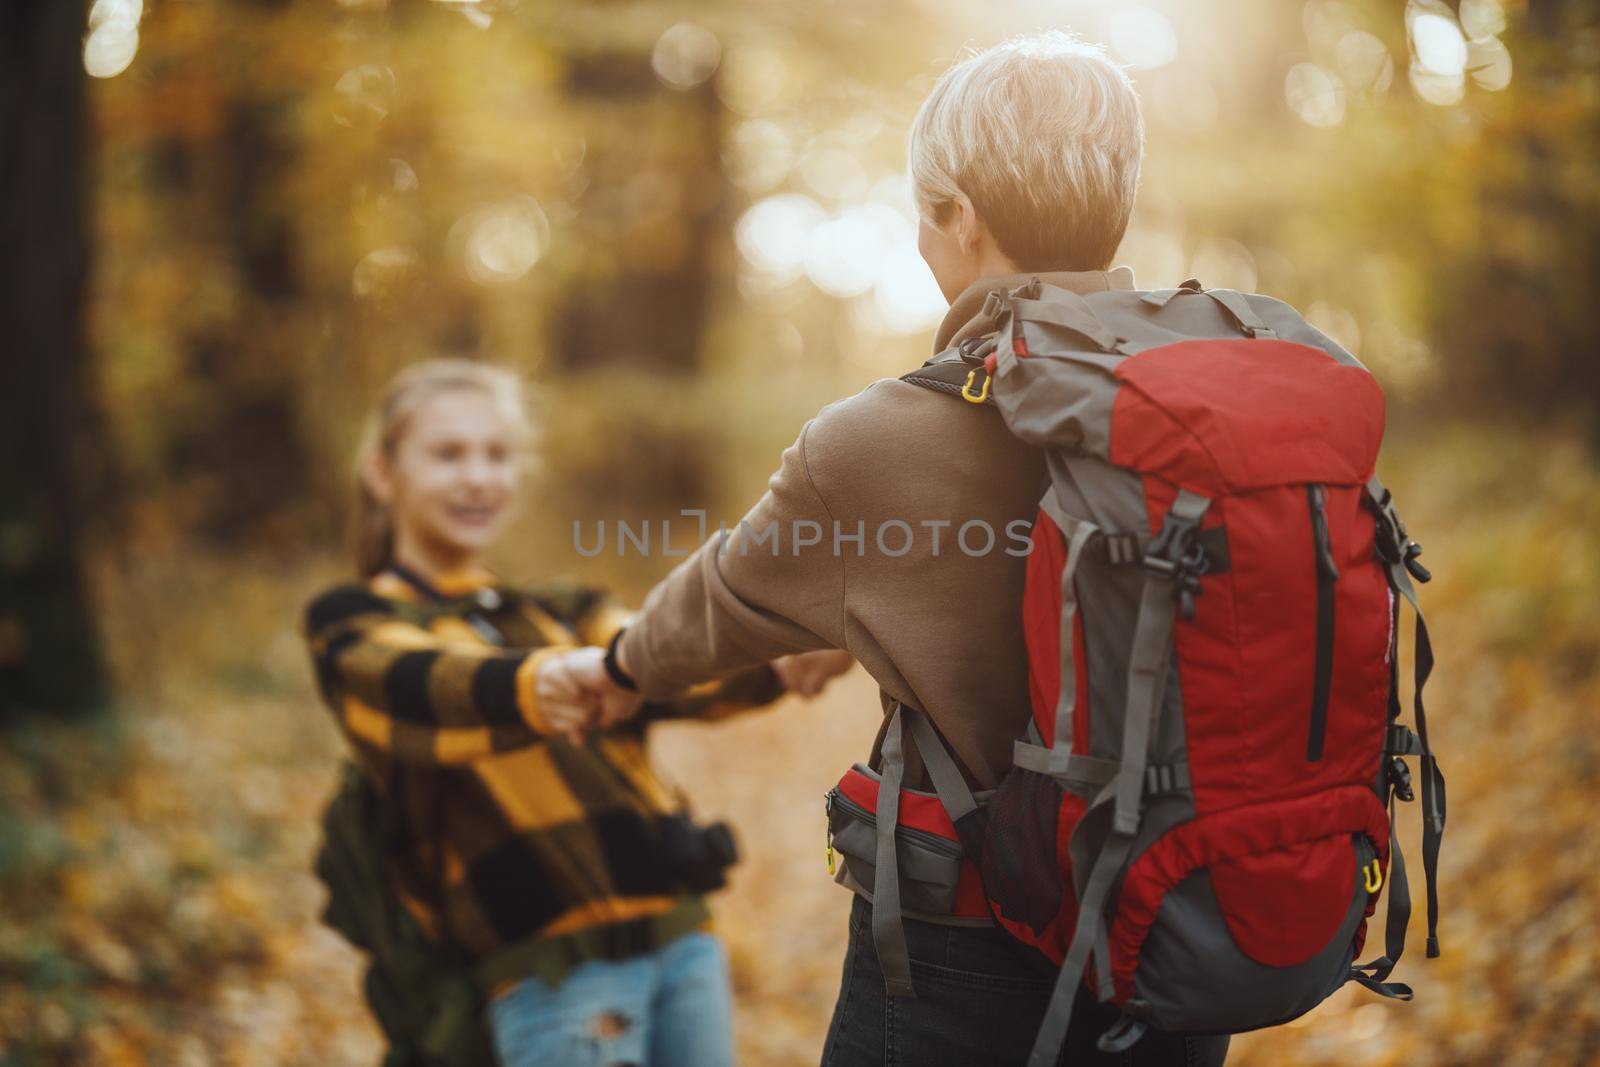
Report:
1363,858,1383,894
961,369,991,404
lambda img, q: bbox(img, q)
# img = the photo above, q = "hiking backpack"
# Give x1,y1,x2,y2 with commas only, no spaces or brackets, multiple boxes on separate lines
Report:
315,762,498,1067
826,277,1445,1064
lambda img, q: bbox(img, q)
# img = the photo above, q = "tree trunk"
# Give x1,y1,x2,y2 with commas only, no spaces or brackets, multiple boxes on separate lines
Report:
171,82,313,542
0,0,109,714
1429,0,1600,435
556,52,724,375
551,49,728,515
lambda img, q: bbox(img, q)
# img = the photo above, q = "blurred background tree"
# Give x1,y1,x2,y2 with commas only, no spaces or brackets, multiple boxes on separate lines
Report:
1,0,107,715
69,0,1600,582
2,0,1597,1062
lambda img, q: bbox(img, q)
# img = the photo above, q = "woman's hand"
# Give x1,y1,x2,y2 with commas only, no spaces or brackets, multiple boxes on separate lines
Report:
772,649,856,700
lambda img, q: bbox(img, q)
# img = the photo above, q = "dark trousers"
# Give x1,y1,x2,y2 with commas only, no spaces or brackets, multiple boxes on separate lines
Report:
821,896,1229,1067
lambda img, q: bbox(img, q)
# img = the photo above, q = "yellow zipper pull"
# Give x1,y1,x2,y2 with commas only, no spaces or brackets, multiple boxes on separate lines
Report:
825,789,837,874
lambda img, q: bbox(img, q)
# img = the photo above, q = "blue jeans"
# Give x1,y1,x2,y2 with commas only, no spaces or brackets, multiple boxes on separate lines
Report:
486,932,733,1067
822,895,1229,1067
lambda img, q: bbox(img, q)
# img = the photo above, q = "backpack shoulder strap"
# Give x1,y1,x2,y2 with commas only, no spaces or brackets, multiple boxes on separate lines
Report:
901,340,997,405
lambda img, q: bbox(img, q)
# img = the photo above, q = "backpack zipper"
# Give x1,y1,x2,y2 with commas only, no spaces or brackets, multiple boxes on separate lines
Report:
1307,484,1340,762
826,788,966,858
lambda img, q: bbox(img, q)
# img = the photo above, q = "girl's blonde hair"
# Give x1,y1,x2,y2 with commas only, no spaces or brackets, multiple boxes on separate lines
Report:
352,358,530,577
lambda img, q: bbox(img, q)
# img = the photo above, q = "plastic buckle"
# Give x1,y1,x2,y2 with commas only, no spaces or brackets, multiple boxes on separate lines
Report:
1387,756,1414,802
1176,553,1206,618
1403,541,1433,584
957,334,996,366
1144,512,1208,619
1386,722,1423,757
1371,497,1406,565
1144,511,1200,570
1366,488,1433,584
1096,1014,1148,1054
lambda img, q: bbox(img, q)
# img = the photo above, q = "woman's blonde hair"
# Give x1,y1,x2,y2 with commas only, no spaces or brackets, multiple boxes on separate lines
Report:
352,358,530,577
908,32,1144,272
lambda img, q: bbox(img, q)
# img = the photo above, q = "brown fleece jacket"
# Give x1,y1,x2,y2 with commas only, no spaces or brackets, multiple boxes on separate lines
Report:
618,267,1136,787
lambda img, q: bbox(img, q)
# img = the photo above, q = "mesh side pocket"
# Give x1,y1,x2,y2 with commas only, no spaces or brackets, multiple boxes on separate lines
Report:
980,767,1067,936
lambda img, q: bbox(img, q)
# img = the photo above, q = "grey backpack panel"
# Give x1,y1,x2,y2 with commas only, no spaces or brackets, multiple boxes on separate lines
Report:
1131,845,1372,1033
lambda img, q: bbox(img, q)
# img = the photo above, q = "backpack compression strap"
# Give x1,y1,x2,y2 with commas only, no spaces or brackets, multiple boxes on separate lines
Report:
1010,500,1105,781
1140,280,1278,340
1349,476,1446,997
1116,489,1211,838
1371,475,1443,964
868,702,985,998
1025,488,1213,1067
871,704,916,997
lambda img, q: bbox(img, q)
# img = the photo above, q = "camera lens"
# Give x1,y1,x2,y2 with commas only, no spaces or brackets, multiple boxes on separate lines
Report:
655,813,739,893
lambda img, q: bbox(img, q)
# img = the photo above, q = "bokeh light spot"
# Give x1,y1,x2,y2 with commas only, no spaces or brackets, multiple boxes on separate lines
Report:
795,144,870,204
388,159,419,194
1335,31,1395,95
1459,0,1507,41
1285,63,1347,128
805,203,906,299
1302,0,1357,47
717,37,793,116
333,65,396,128
1409,62,1465,106
83,0,142,79
872,244,947,334
736,194,826,285
1412,13,1468,78
1467,36,1513,92
352,247,419,301
452,198,550,286
724,120,794,194
1106,8,1178,71
652,23,722,91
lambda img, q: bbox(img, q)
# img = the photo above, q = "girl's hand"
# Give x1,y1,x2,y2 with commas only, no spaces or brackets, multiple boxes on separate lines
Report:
535,648,601,741
536,647,642,741
772,649,855,700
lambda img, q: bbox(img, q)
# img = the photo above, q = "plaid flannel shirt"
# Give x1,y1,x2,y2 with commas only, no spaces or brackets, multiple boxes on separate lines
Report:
304,568,784,975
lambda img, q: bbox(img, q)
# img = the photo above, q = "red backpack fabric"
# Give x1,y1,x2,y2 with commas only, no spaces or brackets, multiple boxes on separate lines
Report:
827,278,1444,1064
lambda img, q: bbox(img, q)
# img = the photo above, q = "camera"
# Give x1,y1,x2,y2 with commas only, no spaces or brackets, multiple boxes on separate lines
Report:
656,812,739,893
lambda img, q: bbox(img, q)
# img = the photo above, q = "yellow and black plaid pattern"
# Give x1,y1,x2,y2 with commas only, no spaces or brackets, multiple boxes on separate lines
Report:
303,571,783,964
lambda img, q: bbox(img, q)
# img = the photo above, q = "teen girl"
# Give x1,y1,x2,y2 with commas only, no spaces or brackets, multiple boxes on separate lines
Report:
303,359,850,1067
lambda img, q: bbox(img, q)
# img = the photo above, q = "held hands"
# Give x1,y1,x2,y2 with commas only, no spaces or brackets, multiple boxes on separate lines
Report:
534,647,642,743
535,644,858,743
772,648,856,699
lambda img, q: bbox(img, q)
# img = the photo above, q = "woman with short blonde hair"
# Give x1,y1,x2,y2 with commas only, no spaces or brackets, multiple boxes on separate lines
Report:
545,31,1230,1067
909,32,1145,300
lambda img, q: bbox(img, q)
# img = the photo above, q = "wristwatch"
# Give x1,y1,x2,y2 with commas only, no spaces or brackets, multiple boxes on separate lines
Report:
603,629,639,692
